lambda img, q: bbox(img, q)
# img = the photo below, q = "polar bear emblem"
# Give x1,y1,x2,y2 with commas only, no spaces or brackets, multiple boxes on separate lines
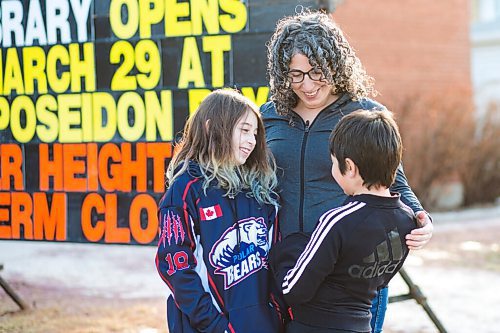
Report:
209,217,269,289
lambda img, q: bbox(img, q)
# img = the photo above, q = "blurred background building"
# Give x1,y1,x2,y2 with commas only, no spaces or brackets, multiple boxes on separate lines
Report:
333,0,472,105
471,0,500,118
329,0,499,210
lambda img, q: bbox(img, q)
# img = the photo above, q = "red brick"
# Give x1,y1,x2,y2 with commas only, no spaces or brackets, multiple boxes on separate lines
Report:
332,0,472,107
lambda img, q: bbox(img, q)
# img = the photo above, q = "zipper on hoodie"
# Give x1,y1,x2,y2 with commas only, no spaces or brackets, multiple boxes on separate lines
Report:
298,120,310,232
292,95,344,233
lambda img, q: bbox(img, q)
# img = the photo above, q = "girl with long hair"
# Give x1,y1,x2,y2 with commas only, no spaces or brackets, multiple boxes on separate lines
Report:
156,89,284,333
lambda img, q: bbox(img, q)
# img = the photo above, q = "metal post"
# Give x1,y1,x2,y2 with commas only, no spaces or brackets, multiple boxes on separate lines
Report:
389,268,447,333
0,264,30,311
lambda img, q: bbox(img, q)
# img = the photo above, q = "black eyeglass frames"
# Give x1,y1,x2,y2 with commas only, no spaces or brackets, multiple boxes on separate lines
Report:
287,68,324,83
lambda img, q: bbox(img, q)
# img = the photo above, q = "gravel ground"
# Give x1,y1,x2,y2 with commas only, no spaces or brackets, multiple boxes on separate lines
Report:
1,204,499,333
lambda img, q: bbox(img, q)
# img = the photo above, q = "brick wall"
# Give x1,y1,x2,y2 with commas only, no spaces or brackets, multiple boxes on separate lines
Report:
332,0,472,108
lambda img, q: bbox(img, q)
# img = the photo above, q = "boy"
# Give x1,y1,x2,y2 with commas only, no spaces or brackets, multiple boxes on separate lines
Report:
270,110,417,333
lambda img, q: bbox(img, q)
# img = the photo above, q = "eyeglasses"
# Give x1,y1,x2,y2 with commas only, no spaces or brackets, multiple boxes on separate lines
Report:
287,68,325,83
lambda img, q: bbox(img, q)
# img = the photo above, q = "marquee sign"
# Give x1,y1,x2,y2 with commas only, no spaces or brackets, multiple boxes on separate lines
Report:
0,0,320,244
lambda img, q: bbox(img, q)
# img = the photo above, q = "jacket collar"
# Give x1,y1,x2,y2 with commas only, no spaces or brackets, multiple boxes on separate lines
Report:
347,193,402,209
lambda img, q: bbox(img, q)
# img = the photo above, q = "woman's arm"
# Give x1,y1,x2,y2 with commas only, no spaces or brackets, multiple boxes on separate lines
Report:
407,211,434,250
391,164,433,250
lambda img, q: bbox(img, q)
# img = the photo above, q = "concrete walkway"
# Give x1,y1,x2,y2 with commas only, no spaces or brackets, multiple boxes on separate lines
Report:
385,204,500,333
1,204,499,332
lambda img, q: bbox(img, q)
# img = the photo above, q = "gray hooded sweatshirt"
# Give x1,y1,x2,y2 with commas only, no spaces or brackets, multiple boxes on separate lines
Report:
261,94,424,237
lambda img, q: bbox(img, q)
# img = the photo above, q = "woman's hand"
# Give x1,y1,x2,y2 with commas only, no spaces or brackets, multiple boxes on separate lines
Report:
405,211,433,250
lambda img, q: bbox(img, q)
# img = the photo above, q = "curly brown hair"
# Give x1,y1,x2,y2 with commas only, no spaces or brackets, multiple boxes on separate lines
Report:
266,10,376,117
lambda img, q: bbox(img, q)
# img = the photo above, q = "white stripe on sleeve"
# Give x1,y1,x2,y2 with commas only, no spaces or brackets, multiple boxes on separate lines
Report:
282,202,366,294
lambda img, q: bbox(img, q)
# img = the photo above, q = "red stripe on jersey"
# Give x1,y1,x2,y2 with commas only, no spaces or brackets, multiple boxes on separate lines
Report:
182,178,200,252
270,293,283,323
274,214,280,243
207,274,225,311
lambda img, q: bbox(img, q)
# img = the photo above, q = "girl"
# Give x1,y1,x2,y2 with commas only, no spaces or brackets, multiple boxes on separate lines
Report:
155,89,285,333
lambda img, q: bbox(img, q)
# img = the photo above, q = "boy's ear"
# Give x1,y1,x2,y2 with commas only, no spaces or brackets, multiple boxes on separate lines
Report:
205,119,210,132
345,158,358,178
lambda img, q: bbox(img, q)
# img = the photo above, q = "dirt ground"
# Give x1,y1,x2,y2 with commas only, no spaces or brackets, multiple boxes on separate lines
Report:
1,205,499,333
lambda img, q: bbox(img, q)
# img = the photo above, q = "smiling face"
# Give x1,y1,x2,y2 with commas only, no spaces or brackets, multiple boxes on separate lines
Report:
289,53,336,113
232,109,258,165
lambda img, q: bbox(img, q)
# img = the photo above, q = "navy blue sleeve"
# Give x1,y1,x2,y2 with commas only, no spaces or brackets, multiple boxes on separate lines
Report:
391,163,425,214
155,183,230,333
266,204,289,328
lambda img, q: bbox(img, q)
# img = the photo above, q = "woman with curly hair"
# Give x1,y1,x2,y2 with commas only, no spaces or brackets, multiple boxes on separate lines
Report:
261,10,433,333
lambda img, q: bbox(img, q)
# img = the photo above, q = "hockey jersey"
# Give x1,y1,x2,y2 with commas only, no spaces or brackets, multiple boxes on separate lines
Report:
155,162,284,333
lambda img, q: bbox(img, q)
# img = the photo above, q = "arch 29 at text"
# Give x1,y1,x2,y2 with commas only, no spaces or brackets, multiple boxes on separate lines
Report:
0,0,299,244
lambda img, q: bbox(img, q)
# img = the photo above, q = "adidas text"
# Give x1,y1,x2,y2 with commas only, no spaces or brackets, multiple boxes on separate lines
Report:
348,260,402,279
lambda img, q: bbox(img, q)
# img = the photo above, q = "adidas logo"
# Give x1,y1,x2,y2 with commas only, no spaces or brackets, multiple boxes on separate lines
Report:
348,228,407,279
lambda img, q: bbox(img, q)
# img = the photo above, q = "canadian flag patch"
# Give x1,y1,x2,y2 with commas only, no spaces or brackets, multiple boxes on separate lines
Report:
199,205,223,221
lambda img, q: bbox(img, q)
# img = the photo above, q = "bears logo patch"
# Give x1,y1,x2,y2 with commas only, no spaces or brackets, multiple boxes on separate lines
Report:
209,217,269,289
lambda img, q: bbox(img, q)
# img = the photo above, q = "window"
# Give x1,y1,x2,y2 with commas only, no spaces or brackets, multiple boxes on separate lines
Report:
473,0,500,23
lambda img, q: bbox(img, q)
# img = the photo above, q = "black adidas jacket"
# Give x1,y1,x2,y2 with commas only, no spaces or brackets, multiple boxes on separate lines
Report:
269,194,416,332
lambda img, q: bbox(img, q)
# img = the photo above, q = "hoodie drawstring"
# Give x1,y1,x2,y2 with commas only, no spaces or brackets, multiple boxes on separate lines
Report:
229,195,240,252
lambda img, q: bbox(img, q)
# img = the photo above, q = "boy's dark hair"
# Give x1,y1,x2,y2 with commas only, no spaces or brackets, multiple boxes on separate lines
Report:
329,110,402,189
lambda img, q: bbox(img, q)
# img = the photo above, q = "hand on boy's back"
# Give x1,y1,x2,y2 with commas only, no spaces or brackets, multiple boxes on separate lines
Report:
405,211,433,251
